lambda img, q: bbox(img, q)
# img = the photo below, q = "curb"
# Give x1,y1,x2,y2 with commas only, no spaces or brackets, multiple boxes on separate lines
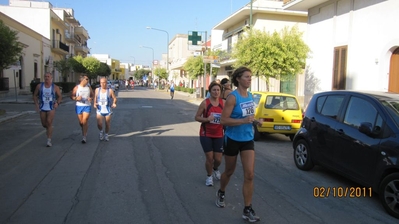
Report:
0,111,35,124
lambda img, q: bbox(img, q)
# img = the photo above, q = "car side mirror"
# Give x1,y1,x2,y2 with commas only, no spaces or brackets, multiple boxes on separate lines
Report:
359,122,373,136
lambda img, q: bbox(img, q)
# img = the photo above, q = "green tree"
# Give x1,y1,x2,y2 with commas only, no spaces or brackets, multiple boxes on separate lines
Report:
97,62,111,77
154,67,168,80
82,56,101,81
183,55,204,79
70,55,86,74
183,49,220,79
232,25,310,89
53,58,72,82
0,20,24,76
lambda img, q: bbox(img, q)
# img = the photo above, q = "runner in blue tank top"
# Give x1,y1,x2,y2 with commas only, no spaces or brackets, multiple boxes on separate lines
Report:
33,72,62,147
215,67,262,222
93,78,117,142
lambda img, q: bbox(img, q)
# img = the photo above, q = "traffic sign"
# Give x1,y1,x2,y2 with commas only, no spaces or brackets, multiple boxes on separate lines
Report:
203,56,219,63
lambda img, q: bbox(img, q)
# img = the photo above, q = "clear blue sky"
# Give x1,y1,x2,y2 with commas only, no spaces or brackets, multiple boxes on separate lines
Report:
0,0,250,66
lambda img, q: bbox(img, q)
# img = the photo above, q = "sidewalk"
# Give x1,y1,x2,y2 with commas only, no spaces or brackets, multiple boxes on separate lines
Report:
0,90,204,124
0,93,69,124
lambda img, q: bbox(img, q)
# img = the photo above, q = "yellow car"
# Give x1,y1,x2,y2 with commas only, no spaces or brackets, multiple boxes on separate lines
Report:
252,92,303,141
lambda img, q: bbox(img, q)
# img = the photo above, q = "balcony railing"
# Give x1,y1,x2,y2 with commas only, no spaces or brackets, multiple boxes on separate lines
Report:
75,44,89,54
64,31,76,43
52,39,69,54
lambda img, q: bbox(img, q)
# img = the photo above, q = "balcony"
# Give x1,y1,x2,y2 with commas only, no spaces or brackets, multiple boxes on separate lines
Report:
64,31,76,43
75,26,89,40
51,39,69,55
75,44,90,54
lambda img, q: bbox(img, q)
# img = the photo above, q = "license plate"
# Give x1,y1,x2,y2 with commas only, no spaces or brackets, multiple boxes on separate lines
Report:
274,125,291,130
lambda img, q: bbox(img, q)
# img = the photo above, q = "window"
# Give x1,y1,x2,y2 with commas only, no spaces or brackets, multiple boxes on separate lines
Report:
318,95,345,119
253,94,261,106
332,46,347,90
344,97,378,128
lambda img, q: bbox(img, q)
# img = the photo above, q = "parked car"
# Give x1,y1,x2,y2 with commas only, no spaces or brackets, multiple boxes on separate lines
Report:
107,81,115,91
252,91,303,141
293,90,399,219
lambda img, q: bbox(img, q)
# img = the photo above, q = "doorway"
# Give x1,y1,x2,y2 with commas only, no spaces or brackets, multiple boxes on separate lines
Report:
388,48,399,93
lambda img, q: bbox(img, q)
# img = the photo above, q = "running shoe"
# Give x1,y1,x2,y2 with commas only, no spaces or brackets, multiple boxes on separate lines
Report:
242,205,260,222
82,136,86,144
99,131,104,141
215,189,225,208
104,134,109,142
205,176,213,186
213,169,221,180
46,139,52,147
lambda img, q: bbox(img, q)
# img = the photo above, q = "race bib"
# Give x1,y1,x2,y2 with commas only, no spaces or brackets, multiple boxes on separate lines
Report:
210,112,221,124
42,92,52,103
240,101,255,117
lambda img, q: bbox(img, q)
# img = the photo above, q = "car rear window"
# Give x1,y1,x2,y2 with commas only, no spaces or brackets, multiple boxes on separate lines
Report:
265,96,299,110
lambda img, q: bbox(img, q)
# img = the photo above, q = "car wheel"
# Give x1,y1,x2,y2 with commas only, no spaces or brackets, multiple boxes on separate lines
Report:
293,139,314,171
289,134,295,141
253,124,260,141
379,173,399,219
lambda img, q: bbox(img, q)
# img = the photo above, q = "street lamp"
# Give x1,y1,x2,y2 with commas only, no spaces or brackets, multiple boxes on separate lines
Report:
146,26,169,80
140,45,154,88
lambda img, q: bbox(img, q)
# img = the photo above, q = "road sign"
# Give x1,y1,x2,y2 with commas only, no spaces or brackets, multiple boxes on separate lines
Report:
203,56,219,63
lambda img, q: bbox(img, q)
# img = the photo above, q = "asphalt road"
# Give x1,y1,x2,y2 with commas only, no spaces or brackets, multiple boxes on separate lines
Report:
0,87,397,224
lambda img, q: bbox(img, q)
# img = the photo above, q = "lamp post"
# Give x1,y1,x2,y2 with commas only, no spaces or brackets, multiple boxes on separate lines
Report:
146,26,169,81
140,45,154,87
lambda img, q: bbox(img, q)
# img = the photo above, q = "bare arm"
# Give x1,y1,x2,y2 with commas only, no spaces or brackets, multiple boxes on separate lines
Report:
93,88,98,109
194,100,213,123
54,85,62,108
70,86,78,100
110,89,117,108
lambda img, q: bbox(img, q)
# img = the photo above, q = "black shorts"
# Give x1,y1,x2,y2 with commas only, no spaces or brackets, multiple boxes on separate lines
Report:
223,136,254,156
199,136,224,153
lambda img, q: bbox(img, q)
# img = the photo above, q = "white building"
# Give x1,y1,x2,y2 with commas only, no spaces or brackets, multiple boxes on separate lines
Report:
283,0,399,105
0,0,90,83
0,12,48,97
211,0,307,100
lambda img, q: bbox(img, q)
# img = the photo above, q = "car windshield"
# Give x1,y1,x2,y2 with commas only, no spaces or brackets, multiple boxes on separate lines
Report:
382,100,399,127
265,96,299,110
253,94,261,107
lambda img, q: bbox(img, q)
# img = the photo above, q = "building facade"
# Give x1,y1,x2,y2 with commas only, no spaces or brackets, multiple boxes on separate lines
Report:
211,0,307,102
0,0,90,83
284,0,399,106
0,12,47,97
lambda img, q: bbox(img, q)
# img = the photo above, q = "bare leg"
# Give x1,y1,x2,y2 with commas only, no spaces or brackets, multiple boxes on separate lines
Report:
104,115,112,134
220,155,238,191
81,112,90,136
96,114,103,131
240,150,256,206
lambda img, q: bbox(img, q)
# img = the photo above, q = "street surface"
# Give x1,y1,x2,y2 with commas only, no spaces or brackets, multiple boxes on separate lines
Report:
0,87,397,224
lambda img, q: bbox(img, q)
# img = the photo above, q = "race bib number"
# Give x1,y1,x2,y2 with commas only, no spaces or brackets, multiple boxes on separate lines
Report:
42,92,52,103
100,96,108,106
240,101,255,117
210,112,221,124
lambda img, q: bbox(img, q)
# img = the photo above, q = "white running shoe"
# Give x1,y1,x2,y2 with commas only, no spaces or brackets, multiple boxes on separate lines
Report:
205,176,213,186
82,136,86,144
104,134,109,142
99,131,104,141
46,139,52,147
213,169,221,180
